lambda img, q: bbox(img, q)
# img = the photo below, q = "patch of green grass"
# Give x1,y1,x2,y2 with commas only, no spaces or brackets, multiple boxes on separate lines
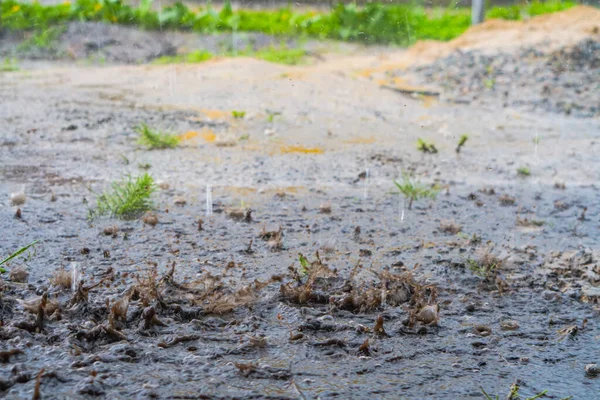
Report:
251,46,307,65
153,46,307,66
0,58,20,72
153,49,213,64
18,25,65,51
136,123,180,150
481,383,556,400
231,110,246,119
0,241,37,273
467,258,497,279
417,138,438,154
483,78,495,89
456,134,468,153
394,174,439,210
266,110,281,122
517,166,531,177
0,0,577,46
93,173,156,219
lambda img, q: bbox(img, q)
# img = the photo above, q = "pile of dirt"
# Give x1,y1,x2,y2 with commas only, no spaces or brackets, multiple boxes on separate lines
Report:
407,38,600,117
406,6,600,64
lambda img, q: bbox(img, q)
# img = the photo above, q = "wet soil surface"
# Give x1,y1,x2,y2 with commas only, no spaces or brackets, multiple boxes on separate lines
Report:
407,38,600,118
1,25,600,399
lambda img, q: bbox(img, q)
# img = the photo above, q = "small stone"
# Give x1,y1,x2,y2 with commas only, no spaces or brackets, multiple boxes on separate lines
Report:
500,320,519,331
585,364,600,376
9,266,29,283
174,196,187,206
416,304,439,325
473,325,492,336
142,213,158,226
10,192,26,206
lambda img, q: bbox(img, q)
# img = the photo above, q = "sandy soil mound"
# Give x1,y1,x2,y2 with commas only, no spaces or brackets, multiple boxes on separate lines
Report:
408,6,600,64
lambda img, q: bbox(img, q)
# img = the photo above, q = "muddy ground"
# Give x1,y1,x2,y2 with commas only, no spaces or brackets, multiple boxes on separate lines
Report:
1,22,599,399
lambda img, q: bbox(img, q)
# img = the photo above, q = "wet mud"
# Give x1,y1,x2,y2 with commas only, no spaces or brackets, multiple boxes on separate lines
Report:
1,26,600,399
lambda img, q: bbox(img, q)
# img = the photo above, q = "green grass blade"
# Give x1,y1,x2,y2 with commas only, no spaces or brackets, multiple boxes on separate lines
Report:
0,240,38,268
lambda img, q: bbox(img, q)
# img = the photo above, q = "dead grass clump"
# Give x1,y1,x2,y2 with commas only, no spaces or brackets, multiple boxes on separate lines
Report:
259,226,283,251
9,266,29,283
50,268,72,290
280,255,434,319
141,306,167,330
103,226,119,237
516,216,544,227
319,202,332,214
200,279,274,314
226,207,252,222
135,263,276,316
108,295,130,328
479,187,496,195
374,315,387,337
439,220,462,234
554,200,569,211
467,248,507,293
70,274,113,306
498,194,516,206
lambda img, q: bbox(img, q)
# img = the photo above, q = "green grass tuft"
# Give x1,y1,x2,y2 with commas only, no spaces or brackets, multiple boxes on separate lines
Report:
417,138,438,154
0,241,38,273
394,174,439,210
251,46,307,65
18,25,65,51
0,58,20,72
517,166,531,177
136,123,180,149
456,134,469,153
153,47,307,66
93,173,156,219
231,110,246,119
153,50,213,64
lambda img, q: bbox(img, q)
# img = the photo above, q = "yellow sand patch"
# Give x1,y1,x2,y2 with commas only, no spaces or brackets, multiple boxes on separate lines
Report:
279,145,324,155
392,76,406,86
355,62,412,79
222,186,258,196
279,71,304,80
200,129,217,143
201,109,229,120
422,95,438,108
355,68,377,78
179,131,199,141
344,137,376,144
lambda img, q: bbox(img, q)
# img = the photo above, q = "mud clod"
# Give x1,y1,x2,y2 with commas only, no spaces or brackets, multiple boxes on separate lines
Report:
585,364,600,376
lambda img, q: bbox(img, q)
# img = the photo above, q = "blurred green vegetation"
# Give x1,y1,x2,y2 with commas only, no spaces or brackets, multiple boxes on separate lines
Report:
0,0,577,46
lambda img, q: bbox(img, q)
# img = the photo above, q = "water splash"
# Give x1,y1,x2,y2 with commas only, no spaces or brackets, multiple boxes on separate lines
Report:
206,185,213,216
71,262,81,292
363,167,370,200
